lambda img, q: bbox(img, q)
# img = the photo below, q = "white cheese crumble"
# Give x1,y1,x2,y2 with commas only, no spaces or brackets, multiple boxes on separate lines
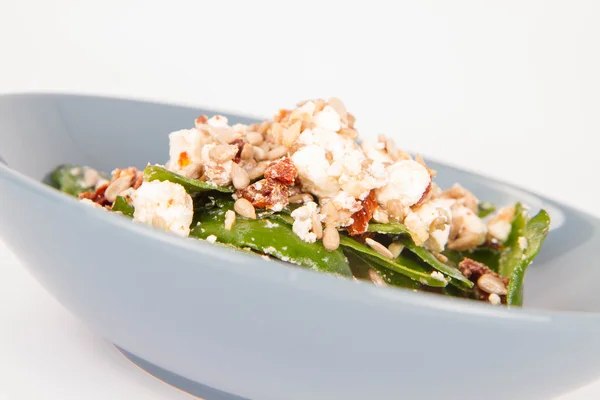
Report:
293,125,387,202
361,141,394,164
263,246,276,254
290,201,319,243
166,128,207,177
264,220,279,228
313,105,342,132
206,235,217,243
412,198,454,252
518,236,528,250
295,101,316,117
453,205,488,237
291,145,340,198
200,143,234,186
489,293,502,305
376,159,431,206
83,168,100,187
430,271,448,283
79,198,106,210
207,115,229,128
488,219,512,242
131,180,194,237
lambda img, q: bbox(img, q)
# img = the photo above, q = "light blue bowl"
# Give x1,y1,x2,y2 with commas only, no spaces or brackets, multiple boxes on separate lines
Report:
1,93,599,400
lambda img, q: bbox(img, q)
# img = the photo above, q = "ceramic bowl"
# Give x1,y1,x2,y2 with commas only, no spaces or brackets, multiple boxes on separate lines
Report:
1,93,599,400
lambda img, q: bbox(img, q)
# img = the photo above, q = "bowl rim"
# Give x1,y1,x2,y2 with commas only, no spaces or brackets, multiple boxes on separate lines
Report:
1,92,599,326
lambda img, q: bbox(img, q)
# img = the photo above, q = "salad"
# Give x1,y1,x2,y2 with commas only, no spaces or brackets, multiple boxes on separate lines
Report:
45,98,550,306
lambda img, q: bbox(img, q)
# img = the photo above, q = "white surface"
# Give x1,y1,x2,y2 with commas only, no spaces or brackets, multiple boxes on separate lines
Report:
0,0,598,398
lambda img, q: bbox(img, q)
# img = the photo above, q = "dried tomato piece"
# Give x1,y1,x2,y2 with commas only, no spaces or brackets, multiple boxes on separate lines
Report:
230,138,246,163
131,171,144,189
347,191,377,236
458,258,508,285
178,151,191,168
238,178,289,211
264,157,298,185
78,183,111,207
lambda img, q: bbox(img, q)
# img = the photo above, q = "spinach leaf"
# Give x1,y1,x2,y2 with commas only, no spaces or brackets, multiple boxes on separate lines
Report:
45,164,107,197
144,165,234,194
478,202,496,218
498,203,527,277
339,236,447,287
400,238,474,289
191,209,351,276
111,195,134,217
506,210,551,306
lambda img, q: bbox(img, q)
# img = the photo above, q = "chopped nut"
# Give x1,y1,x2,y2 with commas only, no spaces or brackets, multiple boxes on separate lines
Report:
282,121,302,148
231,162,250,190
372,208,389,223
338,127,358,140
247,161,269,180
104,176,134,203
434,252,449,263
365,238,394,259
267,146,288,160
441,184,479,213
386,199,407,222
238,178,290,211
224,210,236,230
447,231,486,251
131,172,144,190
477,274,508,296
311,213,323,239
388,242,404,258
209,144,239,163
273,109,292,123
240,143,254,161
320,201,340,227
301,120,316,132
210,126,240,145
458,258,509,302
246,132,264,146
259,121,272,134
288,193,314,204
322,226,340,251
264,157,298,185
347,191,377,236
368,268,387,286
253,145,267,161
346,112,356,128
313,99,326,113
194,115,208,127
327,97,347,121
234,198,257,219
268,122,284,145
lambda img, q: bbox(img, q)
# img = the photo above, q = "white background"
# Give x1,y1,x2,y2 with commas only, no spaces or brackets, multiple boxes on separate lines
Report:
0,1,598,398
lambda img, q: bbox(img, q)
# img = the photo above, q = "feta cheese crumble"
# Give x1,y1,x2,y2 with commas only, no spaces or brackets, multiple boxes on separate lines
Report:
206,235,217,243
290,201,320,243
131,180,194,237
376,160,431,206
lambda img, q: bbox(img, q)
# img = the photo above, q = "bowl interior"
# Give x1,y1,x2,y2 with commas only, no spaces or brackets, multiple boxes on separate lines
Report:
1,93,598,313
